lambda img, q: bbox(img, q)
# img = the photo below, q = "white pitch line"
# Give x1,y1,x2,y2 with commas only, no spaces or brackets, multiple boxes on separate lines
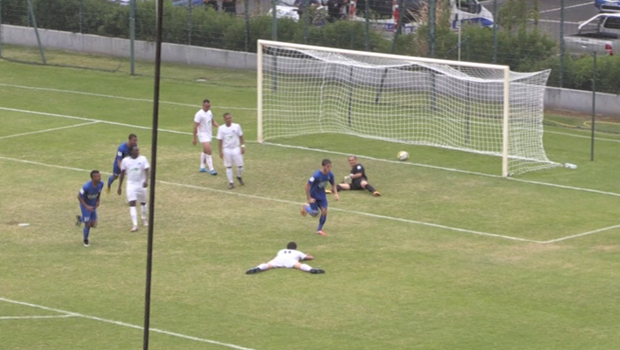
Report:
0,315,76,320
0,297,258,350
0,314,77,320
0,154,581,244
0,82,256,111
540,223,620,244
3,106,620,242
0,121,100,140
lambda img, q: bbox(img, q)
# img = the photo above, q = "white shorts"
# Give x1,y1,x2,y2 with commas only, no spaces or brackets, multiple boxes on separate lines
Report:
223,147,244,168
197,133,212,144
268,256,299,269
126,185,147,203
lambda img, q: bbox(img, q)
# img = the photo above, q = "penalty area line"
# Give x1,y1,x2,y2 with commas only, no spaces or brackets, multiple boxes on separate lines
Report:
0,154,537,242
0,297,258,350
0,121,101,140
0,314,77,320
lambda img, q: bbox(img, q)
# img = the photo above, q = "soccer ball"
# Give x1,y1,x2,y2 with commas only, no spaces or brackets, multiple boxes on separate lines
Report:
397,151,409,161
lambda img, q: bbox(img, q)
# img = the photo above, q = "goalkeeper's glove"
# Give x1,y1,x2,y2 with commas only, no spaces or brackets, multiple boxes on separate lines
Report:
343,175,352,183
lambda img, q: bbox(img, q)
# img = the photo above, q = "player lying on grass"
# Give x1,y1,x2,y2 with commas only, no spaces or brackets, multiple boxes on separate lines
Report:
246,242,325,274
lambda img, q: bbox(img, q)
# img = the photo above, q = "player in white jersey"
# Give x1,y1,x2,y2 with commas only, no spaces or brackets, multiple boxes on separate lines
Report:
117,146,150,232
245,242,325,274
192,99,219,175
216,112,245,189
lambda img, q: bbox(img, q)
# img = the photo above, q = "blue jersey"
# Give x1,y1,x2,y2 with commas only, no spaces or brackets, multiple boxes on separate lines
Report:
115,142,132,163
308,170,334,200
113,142,134,175
79,181,104,207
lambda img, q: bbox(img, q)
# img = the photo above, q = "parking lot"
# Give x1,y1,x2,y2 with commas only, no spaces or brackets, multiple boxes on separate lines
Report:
483,0,601,38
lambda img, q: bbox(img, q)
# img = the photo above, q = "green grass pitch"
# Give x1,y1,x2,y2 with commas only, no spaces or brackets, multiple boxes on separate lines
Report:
2,54,620,350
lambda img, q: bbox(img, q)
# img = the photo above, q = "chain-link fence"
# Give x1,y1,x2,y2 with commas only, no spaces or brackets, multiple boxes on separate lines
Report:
1,0,619,93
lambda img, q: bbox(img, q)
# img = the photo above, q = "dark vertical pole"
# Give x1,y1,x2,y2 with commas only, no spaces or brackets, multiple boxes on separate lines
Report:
428,0,435,57
79,0,84,34
559,0,565,88
272,0,277,41
303,0,309,43
26,0,46,64
245,0,250,52
590,51,596,161
143,0,164,348
0,0,3,57
492,0,498,63
390,0,404,53
364,0,370,51
130,0,136,75
188,0,193,46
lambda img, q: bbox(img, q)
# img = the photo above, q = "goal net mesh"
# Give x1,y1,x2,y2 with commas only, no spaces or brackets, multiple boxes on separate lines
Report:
259,42,559,176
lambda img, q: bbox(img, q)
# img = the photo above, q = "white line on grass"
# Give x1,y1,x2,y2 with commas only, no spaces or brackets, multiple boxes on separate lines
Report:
540,224,620,244
0,83,255,111
0,107,189,135
0,121,100,140
0,154,603,244
3,107,620,242
0,314,77,320
0,297,258,350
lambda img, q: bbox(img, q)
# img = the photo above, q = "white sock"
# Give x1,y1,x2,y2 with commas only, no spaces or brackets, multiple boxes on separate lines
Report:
299,264,312,272
258,263,269,271
226,167,233,183
141,204,147,221
200,153,207,169
130,206,138,226
206,155,214,171
237,166,244,178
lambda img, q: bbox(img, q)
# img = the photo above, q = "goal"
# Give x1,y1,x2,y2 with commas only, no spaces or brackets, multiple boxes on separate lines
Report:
257,40,559,177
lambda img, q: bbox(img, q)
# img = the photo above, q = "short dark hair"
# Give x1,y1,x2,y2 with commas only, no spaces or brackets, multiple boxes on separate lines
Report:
128,133,137,140
90,170,100,179
322,159,332,166
203,99,210,104
287,242,297,250
223,112,231,119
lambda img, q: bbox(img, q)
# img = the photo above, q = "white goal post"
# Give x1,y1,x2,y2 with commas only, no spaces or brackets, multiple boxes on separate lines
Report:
257,39,559,177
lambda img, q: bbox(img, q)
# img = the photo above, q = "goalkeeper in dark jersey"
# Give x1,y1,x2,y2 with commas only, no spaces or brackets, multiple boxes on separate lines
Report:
334,155,380,197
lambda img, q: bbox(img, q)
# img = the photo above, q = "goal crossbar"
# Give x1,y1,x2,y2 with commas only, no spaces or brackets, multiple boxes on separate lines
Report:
257,40,558,177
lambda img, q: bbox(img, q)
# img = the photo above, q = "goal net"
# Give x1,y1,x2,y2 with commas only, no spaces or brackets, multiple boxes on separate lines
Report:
257,40,559,177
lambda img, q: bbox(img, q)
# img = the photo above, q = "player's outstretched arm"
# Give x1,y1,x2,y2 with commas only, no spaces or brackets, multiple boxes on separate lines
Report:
303,254,315,261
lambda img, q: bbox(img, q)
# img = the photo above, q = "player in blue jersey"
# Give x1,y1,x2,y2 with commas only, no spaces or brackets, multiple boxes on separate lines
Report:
76,170,104,247
106,134,138,193
300,159,339,236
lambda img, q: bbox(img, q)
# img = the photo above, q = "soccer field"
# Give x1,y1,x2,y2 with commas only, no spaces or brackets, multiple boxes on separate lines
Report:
2,56,620,350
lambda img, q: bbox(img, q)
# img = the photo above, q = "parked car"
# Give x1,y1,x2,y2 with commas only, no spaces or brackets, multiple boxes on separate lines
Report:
564,13,620,55
594,0,620,12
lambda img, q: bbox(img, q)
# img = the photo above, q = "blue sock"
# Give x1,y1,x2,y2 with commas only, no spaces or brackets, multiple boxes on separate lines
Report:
318,215,326,230
107,175,115,188
83,226,90,240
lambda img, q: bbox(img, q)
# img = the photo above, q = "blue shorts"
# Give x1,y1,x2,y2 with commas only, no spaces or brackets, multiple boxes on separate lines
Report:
309,197,328,214
80,204,98,223
113,162,121,176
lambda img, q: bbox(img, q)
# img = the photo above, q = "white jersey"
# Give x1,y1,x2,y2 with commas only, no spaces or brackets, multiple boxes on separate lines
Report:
194,109,214,136
268,249,307,268
216,123,243,149
120,155,150,186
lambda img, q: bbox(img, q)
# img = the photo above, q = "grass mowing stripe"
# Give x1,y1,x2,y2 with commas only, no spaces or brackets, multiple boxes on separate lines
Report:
0,154,607,243
0,297,258,350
